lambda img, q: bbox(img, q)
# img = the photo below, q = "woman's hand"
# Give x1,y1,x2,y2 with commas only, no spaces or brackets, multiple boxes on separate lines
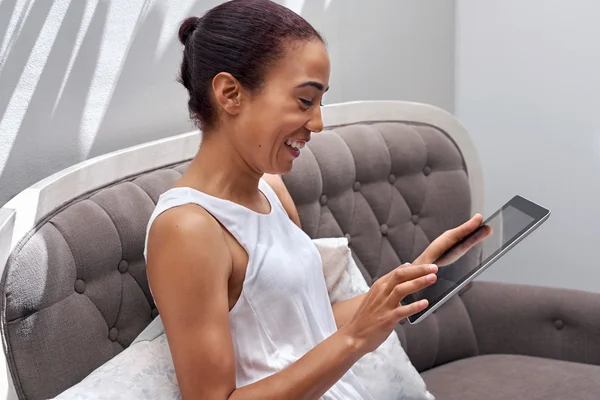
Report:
340,263,438,353
434,224,493,267
413,214,486,266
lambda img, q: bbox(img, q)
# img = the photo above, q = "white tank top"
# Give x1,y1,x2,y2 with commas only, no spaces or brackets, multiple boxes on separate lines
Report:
144,179,371,399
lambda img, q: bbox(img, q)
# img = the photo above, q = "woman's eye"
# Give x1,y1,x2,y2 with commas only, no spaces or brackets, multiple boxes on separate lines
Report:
300,98,313,107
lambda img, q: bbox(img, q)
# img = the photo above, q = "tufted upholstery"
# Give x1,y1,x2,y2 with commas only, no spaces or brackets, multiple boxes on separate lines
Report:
1,121,476,399
5,119,599,399
1,162,191,400
281,122,479,372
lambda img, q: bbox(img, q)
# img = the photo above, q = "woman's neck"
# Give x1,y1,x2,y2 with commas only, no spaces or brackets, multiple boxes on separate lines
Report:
175,130,263,204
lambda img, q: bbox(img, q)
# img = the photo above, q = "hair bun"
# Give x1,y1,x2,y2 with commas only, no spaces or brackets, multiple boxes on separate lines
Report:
179,16,200,45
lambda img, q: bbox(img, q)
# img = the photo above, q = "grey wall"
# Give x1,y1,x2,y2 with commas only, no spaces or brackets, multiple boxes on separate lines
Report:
456,0,600,292
0,0,456,207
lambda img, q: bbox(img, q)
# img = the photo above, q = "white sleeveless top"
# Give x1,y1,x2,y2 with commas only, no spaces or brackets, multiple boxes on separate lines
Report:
144,179,371,399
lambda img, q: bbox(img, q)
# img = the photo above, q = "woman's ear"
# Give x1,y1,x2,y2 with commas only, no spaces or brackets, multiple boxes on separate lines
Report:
212,72,242,116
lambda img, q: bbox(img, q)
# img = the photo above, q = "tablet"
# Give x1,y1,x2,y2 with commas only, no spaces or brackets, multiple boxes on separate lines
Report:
402,195,550,324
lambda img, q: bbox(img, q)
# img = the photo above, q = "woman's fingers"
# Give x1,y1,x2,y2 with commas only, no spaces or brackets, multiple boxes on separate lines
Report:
392,298,429,320
450,214,484,239
414,214,484,264
383,264,438,293
437,224,494,267
387,272,437,307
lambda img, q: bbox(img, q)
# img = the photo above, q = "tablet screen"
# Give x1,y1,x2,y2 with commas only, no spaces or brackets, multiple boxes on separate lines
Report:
402,196,548,322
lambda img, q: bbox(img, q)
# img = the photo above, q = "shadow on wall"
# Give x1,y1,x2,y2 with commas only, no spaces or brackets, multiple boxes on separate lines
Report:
0,0,454,208
0,0,221,207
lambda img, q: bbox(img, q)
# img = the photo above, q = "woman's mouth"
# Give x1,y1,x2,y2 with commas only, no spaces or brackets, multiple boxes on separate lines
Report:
284,138,306,158
284,138,306,151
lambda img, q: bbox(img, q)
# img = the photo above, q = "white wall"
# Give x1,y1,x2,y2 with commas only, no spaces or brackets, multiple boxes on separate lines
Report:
456,1,600,292
0,0,455,207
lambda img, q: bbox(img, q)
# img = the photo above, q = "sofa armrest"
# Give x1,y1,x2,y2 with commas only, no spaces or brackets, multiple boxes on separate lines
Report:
461,281,600,365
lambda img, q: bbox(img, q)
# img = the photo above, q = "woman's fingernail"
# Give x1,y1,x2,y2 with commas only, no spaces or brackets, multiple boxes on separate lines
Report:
429,264,438,272
419,299,429,307
426,273,437,283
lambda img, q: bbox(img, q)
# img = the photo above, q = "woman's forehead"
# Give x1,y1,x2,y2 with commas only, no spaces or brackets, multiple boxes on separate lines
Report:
268,41,330,87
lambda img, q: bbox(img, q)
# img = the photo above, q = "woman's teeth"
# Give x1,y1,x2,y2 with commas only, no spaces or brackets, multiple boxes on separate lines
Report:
285,138,305,151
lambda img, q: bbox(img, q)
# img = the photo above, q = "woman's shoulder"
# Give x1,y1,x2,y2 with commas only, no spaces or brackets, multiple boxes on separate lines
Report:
149,203,223,249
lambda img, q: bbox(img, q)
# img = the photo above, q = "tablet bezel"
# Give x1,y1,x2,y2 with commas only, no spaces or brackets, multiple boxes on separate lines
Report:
404,195,550,324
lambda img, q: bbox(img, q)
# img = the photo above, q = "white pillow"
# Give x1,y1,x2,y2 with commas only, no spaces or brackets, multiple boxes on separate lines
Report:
53,333,179,400
55,238,434,400
313,237,435,400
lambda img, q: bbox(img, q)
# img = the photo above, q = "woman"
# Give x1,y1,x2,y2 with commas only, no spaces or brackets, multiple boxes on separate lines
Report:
145,1,482,399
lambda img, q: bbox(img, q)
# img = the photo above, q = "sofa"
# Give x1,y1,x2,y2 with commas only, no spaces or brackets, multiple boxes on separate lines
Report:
0,100,599,399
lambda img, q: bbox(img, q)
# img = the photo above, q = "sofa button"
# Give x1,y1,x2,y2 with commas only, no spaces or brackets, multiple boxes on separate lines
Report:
109,327,118,341
412,215,420,224
344,233,352,245
554,319,565,330
388,174,396,184
74,279,85,294
151,307,159,319
320,194,328,206
353,181,361,192
118,260,129,273
380,224,389,236
423,166,432,176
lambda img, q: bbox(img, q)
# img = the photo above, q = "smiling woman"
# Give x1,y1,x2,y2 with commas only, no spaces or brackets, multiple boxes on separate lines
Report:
143,1,465,400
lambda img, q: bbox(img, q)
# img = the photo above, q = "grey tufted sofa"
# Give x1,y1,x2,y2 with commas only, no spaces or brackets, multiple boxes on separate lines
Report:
0,101,599,400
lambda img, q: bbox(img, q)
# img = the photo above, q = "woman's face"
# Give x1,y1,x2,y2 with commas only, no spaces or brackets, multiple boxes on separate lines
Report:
233,40,330,175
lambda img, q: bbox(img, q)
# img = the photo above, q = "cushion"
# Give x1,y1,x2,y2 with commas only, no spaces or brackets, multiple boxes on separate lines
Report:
55,238,434,399
422,354,600,400
53,334,179,400
315,237,435,400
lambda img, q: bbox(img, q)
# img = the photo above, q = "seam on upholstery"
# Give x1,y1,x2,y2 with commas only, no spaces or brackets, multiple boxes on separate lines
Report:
91,185,154,304
376,125,417,263
114,271,125,336
91,197,124,257
373,124,395,225
361,125,388,272
134,180,158,205
310,133,356,240
86,199,136,328
413,125,429,216
88,198,151,328
376,125,396,276
413,126,431,258
47,220,112,332
431,312,442,369
134,168,184,206
457,291,481,356
306,146,325,238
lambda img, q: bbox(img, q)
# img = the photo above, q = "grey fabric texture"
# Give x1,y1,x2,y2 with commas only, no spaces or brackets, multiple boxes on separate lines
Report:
422,354,600,400
1,164,191,400
461,281,600,365
2,121,598,399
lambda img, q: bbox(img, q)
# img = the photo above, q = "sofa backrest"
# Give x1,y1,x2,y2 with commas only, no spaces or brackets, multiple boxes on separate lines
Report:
0,101,483,399
281,120,481,372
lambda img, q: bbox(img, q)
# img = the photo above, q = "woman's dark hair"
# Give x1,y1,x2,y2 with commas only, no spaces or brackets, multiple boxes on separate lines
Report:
178,0,324,130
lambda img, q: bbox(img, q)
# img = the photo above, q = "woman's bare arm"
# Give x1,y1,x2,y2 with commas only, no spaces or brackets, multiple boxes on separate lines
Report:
330,294,367,328
146,205,366,400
